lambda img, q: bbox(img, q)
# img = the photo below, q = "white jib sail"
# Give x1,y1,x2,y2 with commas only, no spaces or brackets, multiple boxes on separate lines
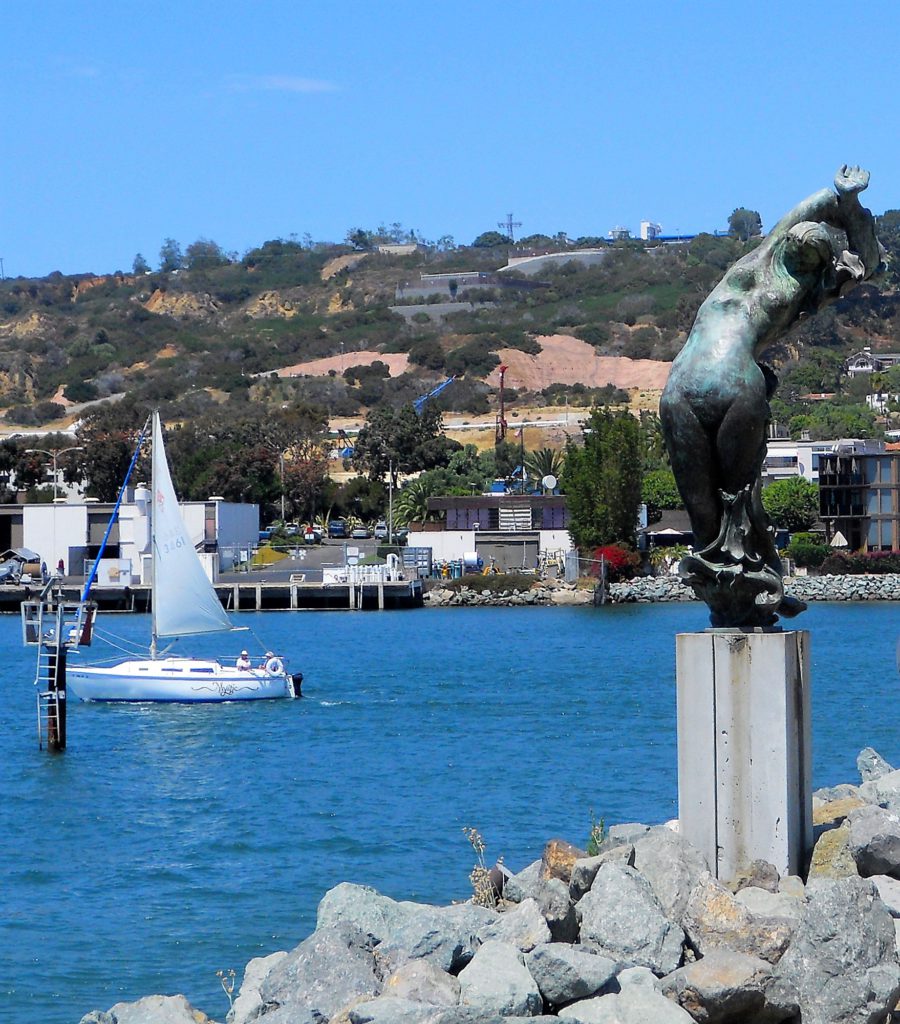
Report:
151,413,233,638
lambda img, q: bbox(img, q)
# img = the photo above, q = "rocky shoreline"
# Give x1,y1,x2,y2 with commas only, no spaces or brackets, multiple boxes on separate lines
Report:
422,573,900,609
80,747,900,1024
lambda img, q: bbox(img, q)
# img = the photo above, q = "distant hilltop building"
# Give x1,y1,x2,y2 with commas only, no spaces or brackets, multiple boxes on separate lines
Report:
640,221,662,241
608,225,631,241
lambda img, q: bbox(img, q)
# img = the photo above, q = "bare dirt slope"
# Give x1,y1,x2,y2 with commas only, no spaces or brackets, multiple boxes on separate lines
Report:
268,351,410,378
488,334,671,391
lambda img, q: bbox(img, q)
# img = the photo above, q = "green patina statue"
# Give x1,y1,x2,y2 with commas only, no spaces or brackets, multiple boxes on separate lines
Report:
660,167,884,627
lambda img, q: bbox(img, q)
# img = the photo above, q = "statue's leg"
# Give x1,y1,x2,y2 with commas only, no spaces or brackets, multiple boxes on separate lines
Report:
660,400,720,549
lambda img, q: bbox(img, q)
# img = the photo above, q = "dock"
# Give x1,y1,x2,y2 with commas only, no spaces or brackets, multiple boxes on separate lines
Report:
0,578,424,614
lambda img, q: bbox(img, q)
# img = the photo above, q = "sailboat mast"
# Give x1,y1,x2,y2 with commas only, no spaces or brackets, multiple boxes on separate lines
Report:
150,410,159,660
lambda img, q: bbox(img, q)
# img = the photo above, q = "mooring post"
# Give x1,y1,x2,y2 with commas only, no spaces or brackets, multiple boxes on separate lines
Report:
45,643,67,752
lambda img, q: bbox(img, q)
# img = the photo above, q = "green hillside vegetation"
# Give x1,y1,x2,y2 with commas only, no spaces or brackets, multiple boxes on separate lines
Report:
1,215,899,440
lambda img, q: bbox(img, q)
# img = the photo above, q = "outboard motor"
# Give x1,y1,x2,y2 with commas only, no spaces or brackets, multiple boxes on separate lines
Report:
290,672,304,698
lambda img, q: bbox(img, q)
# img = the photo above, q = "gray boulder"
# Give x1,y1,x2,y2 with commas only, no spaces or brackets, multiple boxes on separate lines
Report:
505,859,543,903
682,874,794,964
766,876,900,1024
317,883,495,972
848,804,900,878
733,886,803,924
860,768,900,811
457,939,543,1017
257,923,380,1021
607,823,652,844
478,897,551,951
383,960,460,1006
228,951,287,1024
346,996,445,1023
659,949,780,1024
631,829,709,922
569,846,635,902
98,996,205,1024
728,859,780,894
814,783,862,805
525,944,618,1008
872,874,900,917
535,876,578,943
858,746,894,783
557,984,695,1022
577,863,684,975
79,1015,116,1024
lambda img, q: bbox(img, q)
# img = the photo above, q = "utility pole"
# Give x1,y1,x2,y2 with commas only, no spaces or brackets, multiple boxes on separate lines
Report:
498,213,522,243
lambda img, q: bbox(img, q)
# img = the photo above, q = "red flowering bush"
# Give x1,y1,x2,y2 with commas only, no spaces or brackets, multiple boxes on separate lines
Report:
590,544,641,581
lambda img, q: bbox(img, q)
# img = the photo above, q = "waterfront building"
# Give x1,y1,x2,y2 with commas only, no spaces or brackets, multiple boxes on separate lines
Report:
818,440,900,551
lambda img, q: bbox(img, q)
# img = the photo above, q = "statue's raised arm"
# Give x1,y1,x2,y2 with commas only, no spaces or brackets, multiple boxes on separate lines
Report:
659,168,883,628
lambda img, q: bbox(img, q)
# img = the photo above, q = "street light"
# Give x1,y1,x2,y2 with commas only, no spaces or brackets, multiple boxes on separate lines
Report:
25,445,84,500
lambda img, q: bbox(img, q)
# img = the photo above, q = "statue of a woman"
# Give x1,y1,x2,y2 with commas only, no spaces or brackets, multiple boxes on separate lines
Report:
660,167,884,627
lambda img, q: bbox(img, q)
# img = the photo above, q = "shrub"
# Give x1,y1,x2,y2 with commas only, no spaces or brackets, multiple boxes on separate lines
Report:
786,532,829,569
592,543,640,581
819,550,900,574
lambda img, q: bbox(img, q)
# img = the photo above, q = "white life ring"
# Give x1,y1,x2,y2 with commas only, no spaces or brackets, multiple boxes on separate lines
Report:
265,656,284,676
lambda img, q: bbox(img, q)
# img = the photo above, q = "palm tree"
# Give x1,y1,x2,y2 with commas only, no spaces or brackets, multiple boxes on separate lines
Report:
524,447,565,486
393,478,439,527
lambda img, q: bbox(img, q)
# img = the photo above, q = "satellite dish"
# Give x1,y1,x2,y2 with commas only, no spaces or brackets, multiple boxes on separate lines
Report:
542,474,557,491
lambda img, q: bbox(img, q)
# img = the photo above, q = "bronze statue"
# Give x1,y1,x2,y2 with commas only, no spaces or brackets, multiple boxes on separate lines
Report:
660,167,884,627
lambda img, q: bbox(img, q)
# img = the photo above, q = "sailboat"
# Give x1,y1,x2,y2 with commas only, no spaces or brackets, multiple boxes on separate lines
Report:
67,413,300,702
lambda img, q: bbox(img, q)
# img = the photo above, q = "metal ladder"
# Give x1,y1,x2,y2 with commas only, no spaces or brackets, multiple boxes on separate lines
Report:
35,648,62,750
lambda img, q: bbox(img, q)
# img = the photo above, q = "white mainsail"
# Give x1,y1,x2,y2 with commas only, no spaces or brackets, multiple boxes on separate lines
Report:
151,412,233,638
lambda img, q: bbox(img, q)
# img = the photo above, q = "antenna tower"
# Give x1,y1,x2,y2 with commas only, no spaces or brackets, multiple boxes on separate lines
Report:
498,213,522,243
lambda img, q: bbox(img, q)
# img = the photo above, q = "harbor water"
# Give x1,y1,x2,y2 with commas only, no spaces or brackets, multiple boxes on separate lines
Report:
2,602,898,1022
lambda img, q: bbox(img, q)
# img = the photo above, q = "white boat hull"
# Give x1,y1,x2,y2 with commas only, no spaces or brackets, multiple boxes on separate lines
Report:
68,657,297,703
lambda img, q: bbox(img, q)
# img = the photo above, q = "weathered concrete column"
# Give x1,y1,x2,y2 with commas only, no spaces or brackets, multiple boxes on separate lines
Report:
676,629,812,879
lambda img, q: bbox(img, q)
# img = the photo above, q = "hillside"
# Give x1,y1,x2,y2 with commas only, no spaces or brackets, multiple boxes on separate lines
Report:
1,225,899,438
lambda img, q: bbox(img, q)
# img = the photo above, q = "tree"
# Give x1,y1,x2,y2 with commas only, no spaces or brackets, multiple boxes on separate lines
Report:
132,253,150,275
728,208,763,242
642,468,683,524
353,404,460,489
184,238,230,271
159,238,184,272
471,231,511,248
560,408,642,549
524,447,564,484
761,477,820,532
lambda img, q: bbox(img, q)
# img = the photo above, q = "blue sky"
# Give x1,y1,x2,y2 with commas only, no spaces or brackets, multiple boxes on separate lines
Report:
3,1,900,278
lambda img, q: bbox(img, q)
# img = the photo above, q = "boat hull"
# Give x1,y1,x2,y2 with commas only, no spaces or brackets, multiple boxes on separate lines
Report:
68,657,297,703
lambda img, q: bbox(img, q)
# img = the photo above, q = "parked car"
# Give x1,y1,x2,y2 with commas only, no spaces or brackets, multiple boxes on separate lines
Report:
351,526,370,539
328,519,347,539
373,521,388,540
302,525,323,544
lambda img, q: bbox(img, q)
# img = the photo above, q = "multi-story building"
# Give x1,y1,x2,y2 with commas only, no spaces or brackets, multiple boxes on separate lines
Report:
818,441,899,550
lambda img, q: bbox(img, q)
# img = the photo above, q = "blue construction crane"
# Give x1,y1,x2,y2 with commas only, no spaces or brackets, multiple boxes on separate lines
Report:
413,376,456,415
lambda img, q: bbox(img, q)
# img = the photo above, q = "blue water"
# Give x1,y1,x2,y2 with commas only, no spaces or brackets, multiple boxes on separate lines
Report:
2,602,898,1022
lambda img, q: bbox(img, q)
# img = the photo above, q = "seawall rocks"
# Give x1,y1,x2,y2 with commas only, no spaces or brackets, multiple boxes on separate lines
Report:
81,748,900,1024
610,572,900,606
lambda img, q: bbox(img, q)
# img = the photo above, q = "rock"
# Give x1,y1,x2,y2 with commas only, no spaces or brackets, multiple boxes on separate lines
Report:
541,838,586,883
228,951,288,1024
384,960,460,1006
682,874,794,964
849,804,900,878
807,820,858,879
577,863,684,975
525,944,618,1009
535,876,578,943
569,847,635,902
631,829,709,922
478,897,551,951
872,874,900,917
102,996,208,1024
858,746,895,783
505,860,543,904
457,940,543,1017
346,996,445,1023
766,876,900,1024
727,859,779,894
777,875,805,899
860,768,900,811
814,782,862,805
558,985,696,1022
607,823,652,845
79,1014,117,1024
733,886,802,924
317,883,495,972
257,923,380,1021
659,949,777,1024
550,589,591,605
813,795,867,827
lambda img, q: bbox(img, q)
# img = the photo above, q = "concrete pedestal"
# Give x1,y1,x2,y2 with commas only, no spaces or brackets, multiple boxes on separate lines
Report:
676,630,812,879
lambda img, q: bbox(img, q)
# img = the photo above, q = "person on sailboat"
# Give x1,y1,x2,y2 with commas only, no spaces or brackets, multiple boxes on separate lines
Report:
236,650,251,671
